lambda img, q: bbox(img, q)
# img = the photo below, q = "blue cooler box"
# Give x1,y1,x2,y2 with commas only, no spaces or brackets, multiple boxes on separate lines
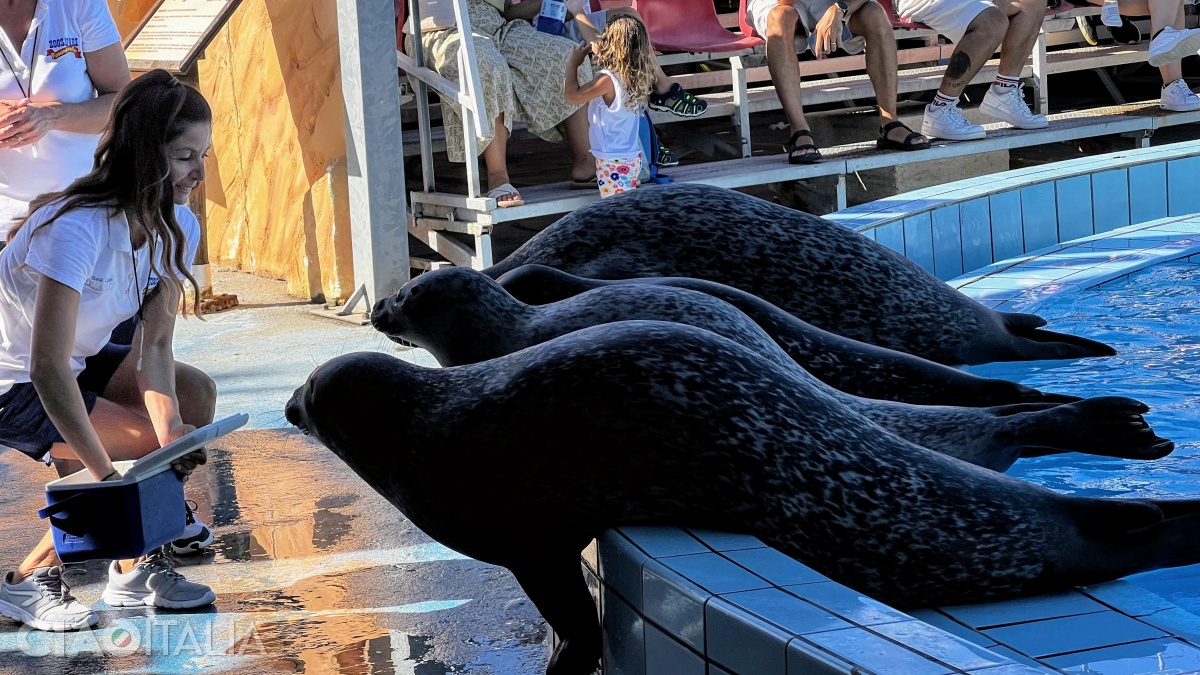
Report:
39,413,248,563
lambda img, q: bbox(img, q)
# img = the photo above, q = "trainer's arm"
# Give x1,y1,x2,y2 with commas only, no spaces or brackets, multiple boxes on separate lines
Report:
30,277,116,480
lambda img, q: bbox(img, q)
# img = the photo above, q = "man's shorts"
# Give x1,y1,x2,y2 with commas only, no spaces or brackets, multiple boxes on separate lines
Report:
744,0,866,54
0,343,131,464
894,0,996,43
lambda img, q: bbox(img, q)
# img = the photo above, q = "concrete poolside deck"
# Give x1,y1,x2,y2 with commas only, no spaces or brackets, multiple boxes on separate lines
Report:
0,270,549,674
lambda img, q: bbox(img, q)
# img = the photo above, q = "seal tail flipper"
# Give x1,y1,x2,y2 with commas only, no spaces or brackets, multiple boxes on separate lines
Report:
1013,396,1175,461
1000,312,1117,361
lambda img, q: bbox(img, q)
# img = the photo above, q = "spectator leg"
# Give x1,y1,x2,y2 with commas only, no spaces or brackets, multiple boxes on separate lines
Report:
564,107,597,182
1122,0,1186,82
936,8,1007,97
765,5,811,137
482,112,513,194
851,2,926,144
995,0,1044,78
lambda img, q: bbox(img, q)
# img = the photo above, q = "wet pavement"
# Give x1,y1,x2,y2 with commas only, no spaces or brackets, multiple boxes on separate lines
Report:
0,271,550,674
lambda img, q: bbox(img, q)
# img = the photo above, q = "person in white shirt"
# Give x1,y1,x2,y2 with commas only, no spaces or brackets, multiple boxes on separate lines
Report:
0,71,218,632
0,0,131,225
565,15,651,198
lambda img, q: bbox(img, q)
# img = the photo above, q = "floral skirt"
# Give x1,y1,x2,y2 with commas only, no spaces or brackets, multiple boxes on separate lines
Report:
596,153,642,198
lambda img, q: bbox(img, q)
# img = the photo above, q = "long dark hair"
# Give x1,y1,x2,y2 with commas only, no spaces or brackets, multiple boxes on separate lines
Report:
9,69,212,315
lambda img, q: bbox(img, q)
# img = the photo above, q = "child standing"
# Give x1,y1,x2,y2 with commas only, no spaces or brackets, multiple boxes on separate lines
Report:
565,16,654,198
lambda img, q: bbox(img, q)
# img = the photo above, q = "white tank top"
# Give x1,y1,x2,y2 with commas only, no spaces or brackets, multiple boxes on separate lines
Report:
587,69,643,160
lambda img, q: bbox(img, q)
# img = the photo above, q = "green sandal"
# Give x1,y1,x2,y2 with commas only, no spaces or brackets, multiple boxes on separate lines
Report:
648,83,708,118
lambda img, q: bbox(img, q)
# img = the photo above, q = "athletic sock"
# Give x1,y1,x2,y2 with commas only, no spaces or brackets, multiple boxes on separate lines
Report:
931,92,958,108
992,74,1021,94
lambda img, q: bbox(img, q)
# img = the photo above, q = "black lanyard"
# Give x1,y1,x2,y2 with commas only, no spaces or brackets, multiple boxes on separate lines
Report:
0,24,38,100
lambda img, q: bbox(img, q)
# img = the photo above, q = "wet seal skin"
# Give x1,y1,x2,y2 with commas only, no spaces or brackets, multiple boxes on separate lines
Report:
372,266,1173,472
494,263,1073,407
288,322,1200,675
482,183,1116,366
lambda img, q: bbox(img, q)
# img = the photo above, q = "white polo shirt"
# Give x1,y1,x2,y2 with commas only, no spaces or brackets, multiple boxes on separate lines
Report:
0,201,201,396
0,0,121,224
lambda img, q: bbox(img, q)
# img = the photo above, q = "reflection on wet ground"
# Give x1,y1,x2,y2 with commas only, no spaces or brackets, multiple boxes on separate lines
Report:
0,430,549,674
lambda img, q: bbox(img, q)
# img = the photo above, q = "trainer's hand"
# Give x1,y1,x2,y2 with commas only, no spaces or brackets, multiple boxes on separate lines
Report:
163,423,207,480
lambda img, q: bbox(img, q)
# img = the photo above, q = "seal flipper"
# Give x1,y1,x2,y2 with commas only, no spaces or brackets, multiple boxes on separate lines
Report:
1011,396,1174,461
510,557,601,675
999,312,1117,361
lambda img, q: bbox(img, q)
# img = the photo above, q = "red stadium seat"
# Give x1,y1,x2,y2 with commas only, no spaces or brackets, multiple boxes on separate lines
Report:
629,0,763,53
395,0,406,52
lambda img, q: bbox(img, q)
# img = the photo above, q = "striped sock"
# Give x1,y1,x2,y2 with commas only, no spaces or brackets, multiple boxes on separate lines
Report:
932,92,958,108
993,74,1021,93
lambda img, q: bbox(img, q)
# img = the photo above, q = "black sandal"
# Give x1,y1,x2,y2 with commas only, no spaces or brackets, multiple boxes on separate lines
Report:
784,130,822,165
648,83,709,118
876,120,931,152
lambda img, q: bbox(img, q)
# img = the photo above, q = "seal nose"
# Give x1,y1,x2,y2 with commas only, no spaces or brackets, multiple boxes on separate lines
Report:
284,388,306,432
370,296,394,328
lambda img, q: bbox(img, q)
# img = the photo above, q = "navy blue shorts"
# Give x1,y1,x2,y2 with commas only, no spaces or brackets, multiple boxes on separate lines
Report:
0,343,132,462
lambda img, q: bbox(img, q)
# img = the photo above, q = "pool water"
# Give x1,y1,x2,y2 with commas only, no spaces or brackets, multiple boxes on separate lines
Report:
970,260,1200,613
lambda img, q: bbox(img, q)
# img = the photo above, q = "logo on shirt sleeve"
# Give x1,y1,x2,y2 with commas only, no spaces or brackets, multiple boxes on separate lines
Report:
46,37,82,60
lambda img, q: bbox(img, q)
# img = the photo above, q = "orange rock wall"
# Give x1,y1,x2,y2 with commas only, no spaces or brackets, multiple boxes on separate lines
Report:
109,0,355,302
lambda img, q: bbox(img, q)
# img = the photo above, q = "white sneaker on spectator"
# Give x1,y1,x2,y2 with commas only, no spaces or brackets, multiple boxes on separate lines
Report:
1161,79,1200,111
0,566,97,631
170,500,214,555
102,551,216,609
980,86,1048,129
1148,26,1200,68
922,102,985,141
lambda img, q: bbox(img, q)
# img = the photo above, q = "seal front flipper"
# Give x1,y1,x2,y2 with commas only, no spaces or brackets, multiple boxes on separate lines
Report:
510,556,601,675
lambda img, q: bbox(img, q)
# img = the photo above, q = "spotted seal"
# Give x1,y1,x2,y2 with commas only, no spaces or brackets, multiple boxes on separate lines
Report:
371,267,1171,471
481,184,1115,366
495,264,1070,406
286,321,1200,675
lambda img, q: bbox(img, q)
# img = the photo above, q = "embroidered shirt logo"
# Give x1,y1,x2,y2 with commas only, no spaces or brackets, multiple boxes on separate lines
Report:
84,275,114,291
46,37,81,60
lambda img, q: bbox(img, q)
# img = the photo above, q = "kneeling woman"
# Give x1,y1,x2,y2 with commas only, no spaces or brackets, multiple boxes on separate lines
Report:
0,71,219,631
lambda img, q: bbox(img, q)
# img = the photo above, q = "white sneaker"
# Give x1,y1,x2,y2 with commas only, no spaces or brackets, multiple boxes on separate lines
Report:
101,551,216,609
1148,26,1200,68
980,85,1048,129
1101,0,1121,27
170,500,214,555
0,566,98,631
922,102,985,141
1160,78,1200,111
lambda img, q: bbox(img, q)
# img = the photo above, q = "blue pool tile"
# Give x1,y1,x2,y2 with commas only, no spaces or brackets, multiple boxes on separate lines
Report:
642,559,708,651
1134,606,1200,644
1055,175,1094,243
967,663,1056,675
686,528,766,553
876,221,905,255
932,206,964,281
1044,638,1200,673
1079,581,1175,617
1021,183,1059,253
1167,156,1200,216
990,190,1025,262
783,582,912,627
803,628,954,674
786,637,859,675
961,198,995,272
709,665,735,675
603,586,647,675
645,623,706,675
941,591,1108,629
723,548,828,587
906,609,997,647
871,620,1014,671
986,645,1055,671
618,526,708,558
598,530,649,609
904,212,936,273
1091,169,1130,234
720,588,850,635
1129,162,1167,225
983,611,1167,658
858,227,877,241
660,553,772,596
706,597,791,675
